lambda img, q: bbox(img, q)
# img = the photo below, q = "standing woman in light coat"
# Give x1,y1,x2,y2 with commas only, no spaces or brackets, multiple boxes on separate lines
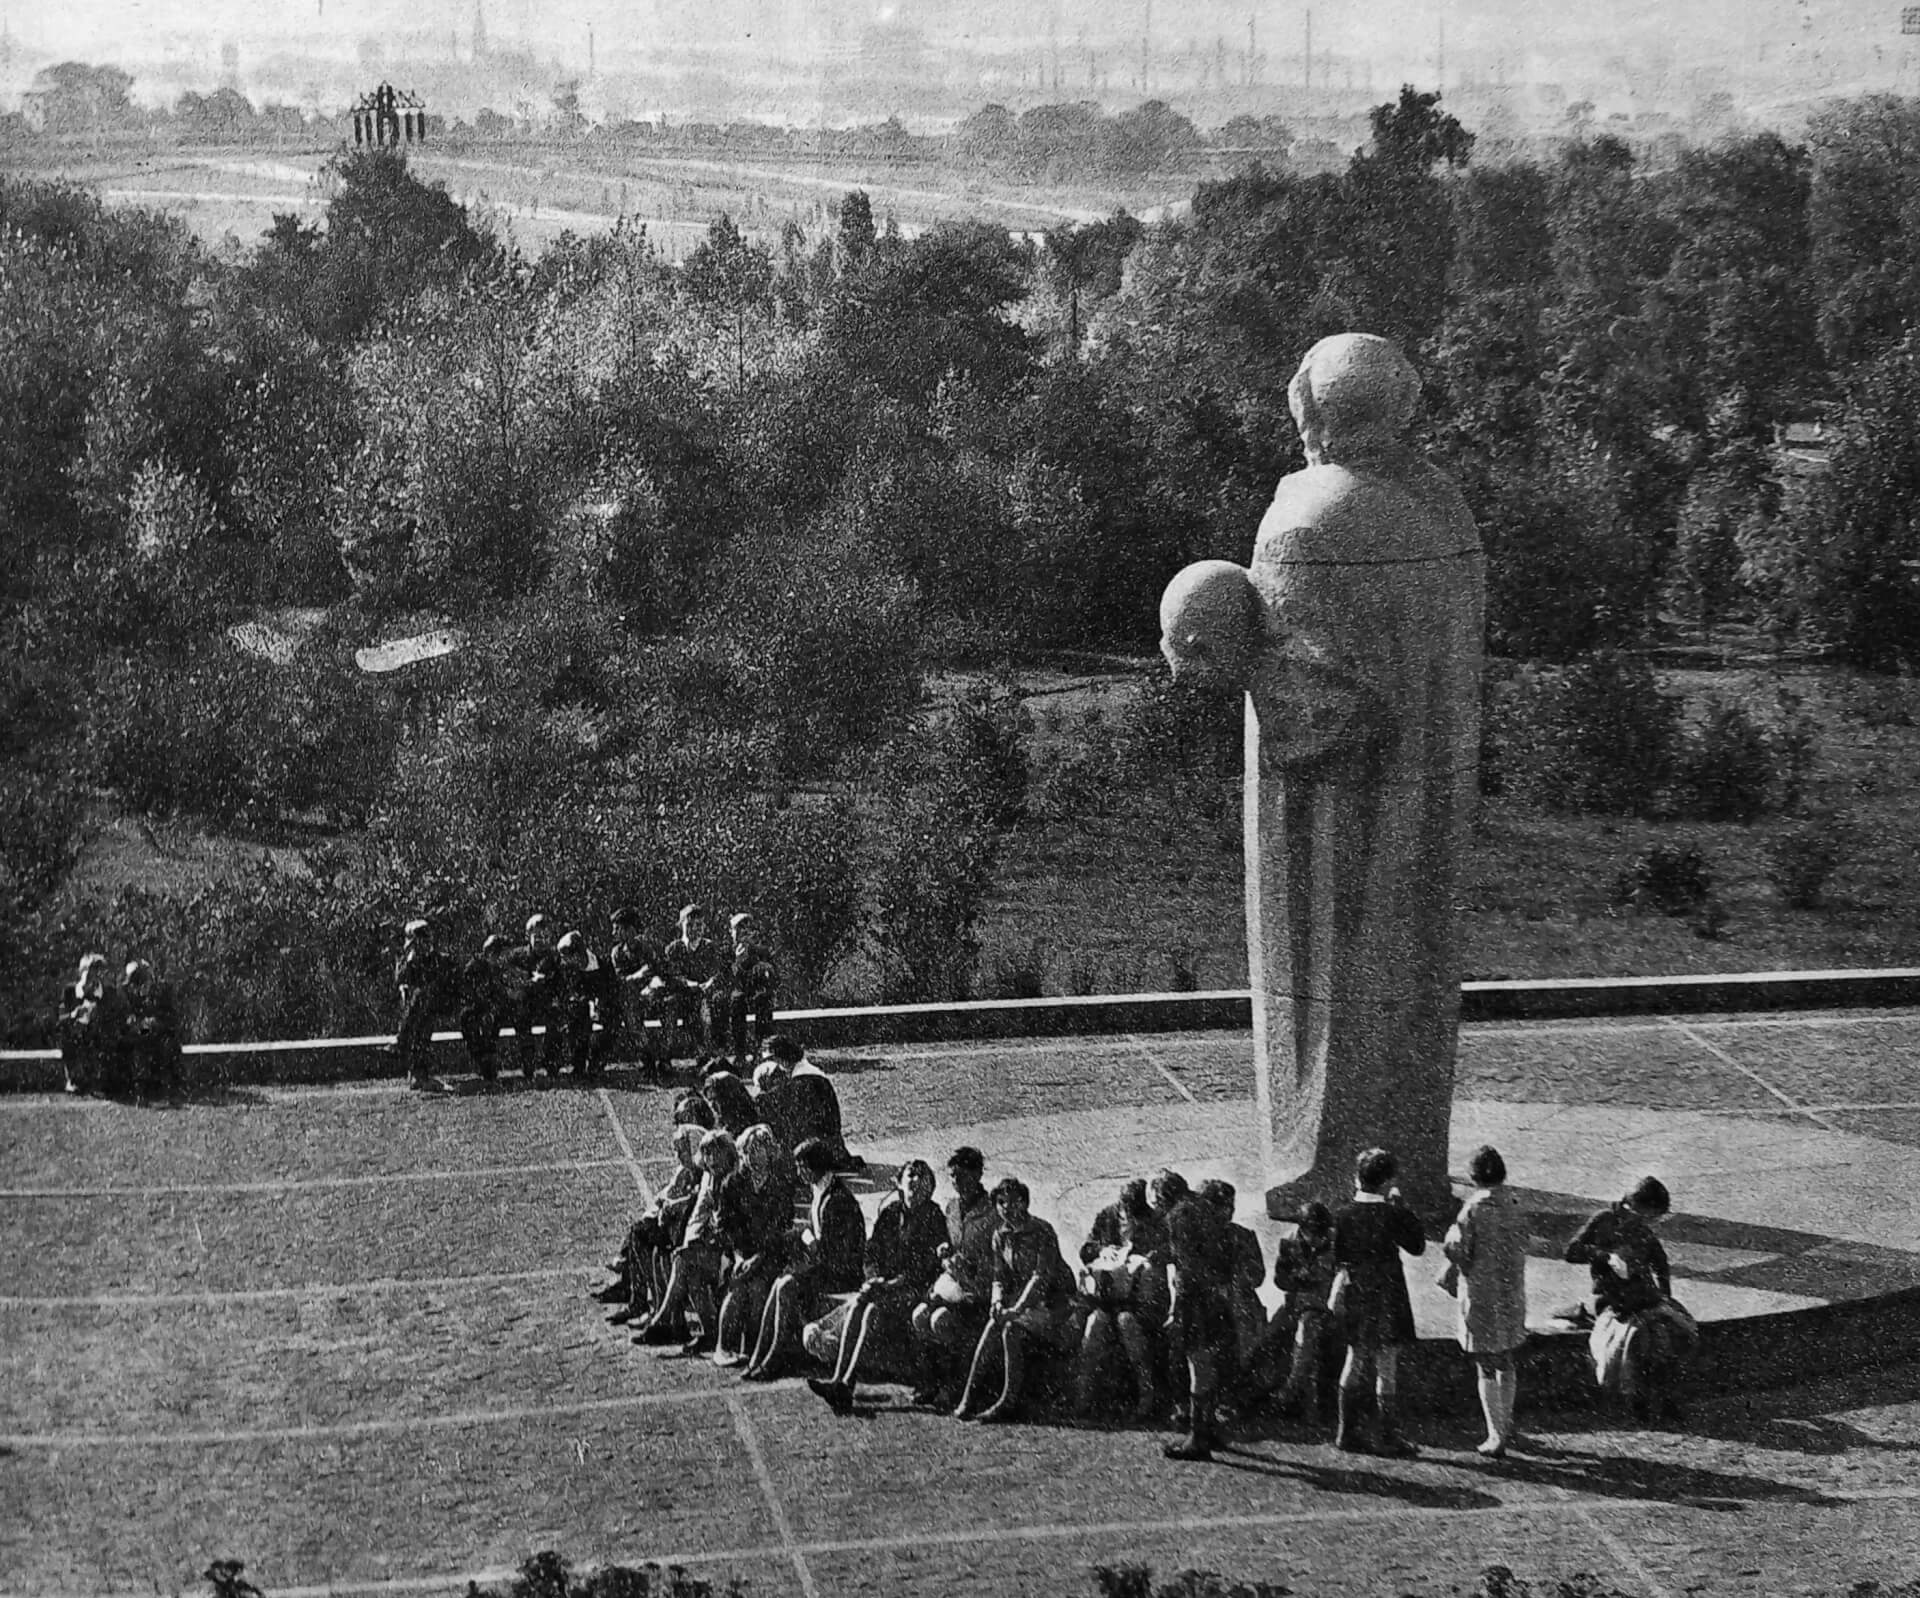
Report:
1444,1145,1529,1458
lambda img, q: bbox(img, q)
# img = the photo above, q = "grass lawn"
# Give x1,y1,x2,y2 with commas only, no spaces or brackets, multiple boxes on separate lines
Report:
977,660,1920,1000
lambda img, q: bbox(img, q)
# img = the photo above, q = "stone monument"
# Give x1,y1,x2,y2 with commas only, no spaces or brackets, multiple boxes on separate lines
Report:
1159,333,1485,1221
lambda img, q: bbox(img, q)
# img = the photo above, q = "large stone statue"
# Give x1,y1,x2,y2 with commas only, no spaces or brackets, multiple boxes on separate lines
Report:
1160,334,1485,1220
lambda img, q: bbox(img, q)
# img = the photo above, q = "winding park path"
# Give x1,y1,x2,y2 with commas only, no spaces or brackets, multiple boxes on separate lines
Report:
7,1011,1920,1597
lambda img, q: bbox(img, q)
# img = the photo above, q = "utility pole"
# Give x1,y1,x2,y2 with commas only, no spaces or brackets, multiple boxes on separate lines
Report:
1437,14,1446,92
1304,9,1312,98
1142,0,1153,93
1246,12,1256,86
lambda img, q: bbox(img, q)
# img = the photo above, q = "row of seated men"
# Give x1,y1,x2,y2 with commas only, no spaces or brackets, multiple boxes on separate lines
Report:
55,954,185,1099
594,1091,1341,1463
395,904,778,1089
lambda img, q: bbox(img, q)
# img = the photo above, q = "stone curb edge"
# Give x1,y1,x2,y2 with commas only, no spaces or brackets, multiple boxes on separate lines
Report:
7,969,1920,1091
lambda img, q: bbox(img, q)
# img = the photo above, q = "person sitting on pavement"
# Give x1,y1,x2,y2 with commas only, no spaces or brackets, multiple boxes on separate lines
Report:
752,1060,794,1151
1565,1175,1697,1428
634,1128,739,1355
761,1034,864,1171
954,1177,1077,1424
742,1137,867,1382
660,903,726,1062
395,918,452,1091
1232,1200,1337,1423
121,960,184,1097
597,1122,705,1324
1160,1173,1241,1461
722,913,779,1069
808,1157,950,1414
57,953,127,1097
1073,1177,1168,1425
673,1088,717,1129
507,914,563,1081
1331,1147,1428,1457
714,1125,798,1366
553,931,606,1080
702,1065,762,1138
910,1146,997,1409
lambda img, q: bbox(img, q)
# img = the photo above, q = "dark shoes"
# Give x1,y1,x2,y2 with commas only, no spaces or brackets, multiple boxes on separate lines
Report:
808,1378,856,1415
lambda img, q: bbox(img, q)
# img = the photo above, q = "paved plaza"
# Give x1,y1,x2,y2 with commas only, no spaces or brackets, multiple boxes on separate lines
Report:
8,1012,1920,1598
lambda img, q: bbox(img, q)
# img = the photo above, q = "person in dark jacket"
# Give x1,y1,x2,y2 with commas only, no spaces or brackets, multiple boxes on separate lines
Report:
1073,1177,1167,1424
58,953,127,1097
121,960,184,1097
660,903,725,1060
1230,1200,1338,1421
553,931,604,1079
395,919,451,1090
761,1034,864,1171
1204,1179,1269,1396
597,1123,705,1323
605,906,663,1073
743,1136,866,1380
1331,1147,1428,1456
633,1129,739,1355
955,1177,1076,1424
910,1146,997,1408
722,912,779,1068
1161,1174,1241,1460
1565,1175,1697,1425
809,1158,950,1412
458,937,513,1084
506,914,562,1081
701,1066,762,1137
715,1125,798,1365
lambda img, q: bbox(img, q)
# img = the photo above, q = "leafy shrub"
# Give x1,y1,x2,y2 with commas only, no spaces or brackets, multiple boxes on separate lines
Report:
987,937,1049,999
696,527,922,780
1610,843,1712,916
1766,814,1853,909
0,756,87,912
1092,1567,1292,1598
486,1550,747,1598
1499,653,1680,817
866,785,1001,1002
933,676,1032,830
1672,698,1777,822
1117,671,1241,792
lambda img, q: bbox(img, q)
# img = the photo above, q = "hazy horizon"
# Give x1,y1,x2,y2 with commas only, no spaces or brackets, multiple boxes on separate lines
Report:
8,0,1920,125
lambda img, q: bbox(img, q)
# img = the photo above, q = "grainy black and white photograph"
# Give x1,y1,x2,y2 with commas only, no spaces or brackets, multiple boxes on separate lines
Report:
6,3,1920,1596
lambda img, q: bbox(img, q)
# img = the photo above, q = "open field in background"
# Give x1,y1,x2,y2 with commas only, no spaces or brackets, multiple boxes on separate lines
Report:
977,659,1920,1000
0,141,1190,256
44,657,1920,1013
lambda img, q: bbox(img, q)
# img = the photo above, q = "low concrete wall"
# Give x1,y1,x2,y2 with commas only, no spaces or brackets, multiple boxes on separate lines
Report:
7,969,1920,1091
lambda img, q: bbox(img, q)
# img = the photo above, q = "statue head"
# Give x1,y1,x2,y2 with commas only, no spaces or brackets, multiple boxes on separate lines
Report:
1160,559,1261,689
1287,333,1419,466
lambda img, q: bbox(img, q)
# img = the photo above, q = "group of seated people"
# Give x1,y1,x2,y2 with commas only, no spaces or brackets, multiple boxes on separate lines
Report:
55,953,185,1100
394,903,779,1089
596,1108,1701,1463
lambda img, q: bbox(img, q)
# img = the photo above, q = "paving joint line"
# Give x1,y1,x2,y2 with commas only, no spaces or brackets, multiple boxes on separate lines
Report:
1661,1016,1848,1134
1127,1032,1199,1105
2,1491,1736,1598
0,1380,798,1449
0,1159,631,1200
1552,1486,1676,1598
0,1265,589,1310
728,1393,820,1598
598,1087,655,1207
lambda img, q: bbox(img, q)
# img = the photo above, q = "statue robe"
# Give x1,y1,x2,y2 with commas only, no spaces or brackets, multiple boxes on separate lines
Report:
1244,449,1485,1217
